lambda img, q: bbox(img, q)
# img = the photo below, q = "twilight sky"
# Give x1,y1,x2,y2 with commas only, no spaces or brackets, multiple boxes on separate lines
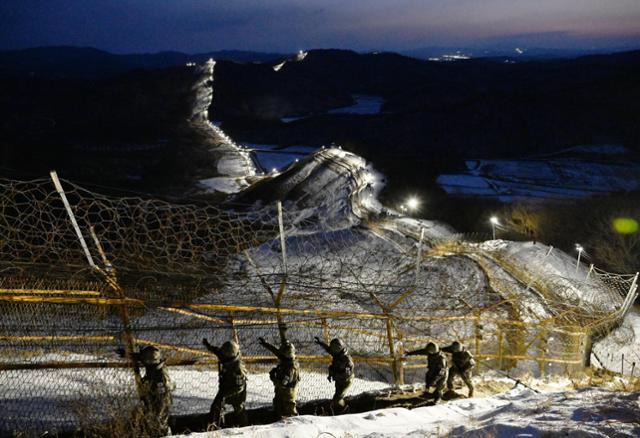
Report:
1,0,639,53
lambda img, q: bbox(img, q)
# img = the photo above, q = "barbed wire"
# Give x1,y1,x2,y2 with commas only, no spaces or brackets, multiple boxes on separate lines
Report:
0,176,636,434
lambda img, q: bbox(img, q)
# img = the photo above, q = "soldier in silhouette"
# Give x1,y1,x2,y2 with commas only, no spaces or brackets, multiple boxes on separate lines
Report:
314,336,354,411
405,342,448,403
259,336,300,418
202,338,248,428
442,341,475,397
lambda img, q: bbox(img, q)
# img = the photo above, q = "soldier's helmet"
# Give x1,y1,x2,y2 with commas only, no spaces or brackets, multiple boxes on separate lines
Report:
140,346,163,366
220,341,240,360
329,338,346,355
280,341,296,359
451,341,462,352
426,342,438,354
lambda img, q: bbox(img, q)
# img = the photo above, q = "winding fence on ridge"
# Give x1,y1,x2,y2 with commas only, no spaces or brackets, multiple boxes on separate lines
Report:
0,175,637,434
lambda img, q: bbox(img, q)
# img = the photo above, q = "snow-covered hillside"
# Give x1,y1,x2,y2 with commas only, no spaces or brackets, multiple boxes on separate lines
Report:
190,60,260,194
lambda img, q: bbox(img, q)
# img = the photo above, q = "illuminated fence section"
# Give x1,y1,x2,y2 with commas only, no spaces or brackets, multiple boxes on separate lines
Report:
0,177,636,435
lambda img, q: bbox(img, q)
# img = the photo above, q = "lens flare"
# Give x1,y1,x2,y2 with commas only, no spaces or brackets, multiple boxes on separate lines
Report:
612,217,638,234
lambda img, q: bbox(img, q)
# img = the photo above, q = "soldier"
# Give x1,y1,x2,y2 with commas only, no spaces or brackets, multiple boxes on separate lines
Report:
258,336,300,418
202,338,248,428
442,341,475,397
405,342,448,403
118,345,173,437
314,336,354,411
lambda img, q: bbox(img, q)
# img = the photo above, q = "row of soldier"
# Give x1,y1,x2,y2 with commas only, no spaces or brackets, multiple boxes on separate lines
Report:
120,337,474,436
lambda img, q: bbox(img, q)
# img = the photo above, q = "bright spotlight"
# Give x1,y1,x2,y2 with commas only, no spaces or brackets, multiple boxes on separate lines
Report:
407,197,420,211
489,216,499,239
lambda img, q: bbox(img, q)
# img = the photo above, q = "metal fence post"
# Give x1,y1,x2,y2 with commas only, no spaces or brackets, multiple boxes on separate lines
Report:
474,310,482,358
386,318,402,385
415,228,425,287
322,318,330,343
277,201,287,275
497,329,504,370
229,312,239,344
537,323,547,376
50,171,95,268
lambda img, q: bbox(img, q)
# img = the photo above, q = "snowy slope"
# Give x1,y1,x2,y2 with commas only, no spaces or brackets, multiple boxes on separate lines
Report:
170,386,640,437
593,307,640,375
190,60,259,194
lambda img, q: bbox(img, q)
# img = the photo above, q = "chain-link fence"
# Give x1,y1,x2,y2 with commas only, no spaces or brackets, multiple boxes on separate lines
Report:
0,176,636,435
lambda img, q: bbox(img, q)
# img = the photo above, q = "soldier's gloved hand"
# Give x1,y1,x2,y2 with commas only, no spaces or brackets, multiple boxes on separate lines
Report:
202,338,209,346
327,375,333,382
258,337,266,345
314,336,321,344
115,347,126,358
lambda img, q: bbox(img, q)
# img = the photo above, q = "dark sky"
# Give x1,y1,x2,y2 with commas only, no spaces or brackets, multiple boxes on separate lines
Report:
1,0,639,53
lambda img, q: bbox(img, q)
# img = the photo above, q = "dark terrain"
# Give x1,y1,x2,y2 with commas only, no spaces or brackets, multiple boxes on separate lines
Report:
211,49,640,200
1,47,639,272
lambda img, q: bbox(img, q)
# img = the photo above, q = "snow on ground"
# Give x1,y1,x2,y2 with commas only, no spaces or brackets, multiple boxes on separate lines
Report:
0,365,389,432
327,95,384,115
170,385,640,438
282,95,384,123
243,143,317,172
436,145,640,201
593,307,640,376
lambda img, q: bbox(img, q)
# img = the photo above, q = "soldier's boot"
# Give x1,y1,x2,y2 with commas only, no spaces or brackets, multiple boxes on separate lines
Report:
433,376,446,404
446,367,456,392
332,379,351,413
208,396,225,430
233,402,248,427
273,396,282,419
462,372,474,397
281,399,298,417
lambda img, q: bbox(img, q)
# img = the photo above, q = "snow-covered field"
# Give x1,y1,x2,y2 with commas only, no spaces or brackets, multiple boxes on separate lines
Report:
170,383,640,438
282,95,384,123
437,145,640,201
243,143,317,172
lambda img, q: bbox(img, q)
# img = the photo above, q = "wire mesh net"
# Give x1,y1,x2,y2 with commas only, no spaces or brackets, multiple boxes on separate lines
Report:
0,177,635,434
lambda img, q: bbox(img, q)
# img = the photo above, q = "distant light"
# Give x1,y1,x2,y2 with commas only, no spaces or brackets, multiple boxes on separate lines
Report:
271,168,277,173
612,217,638,234
575,244,584,252
406,197,420,211
295,159,299,162
490,216,499,225
515,48,524,54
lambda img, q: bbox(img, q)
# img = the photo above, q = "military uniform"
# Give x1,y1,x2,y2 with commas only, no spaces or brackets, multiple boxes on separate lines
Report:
406,342,448,403
442,341,475,397
259,337,300,418
121,346,173,437
314,337,354,410
203,339,248,428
